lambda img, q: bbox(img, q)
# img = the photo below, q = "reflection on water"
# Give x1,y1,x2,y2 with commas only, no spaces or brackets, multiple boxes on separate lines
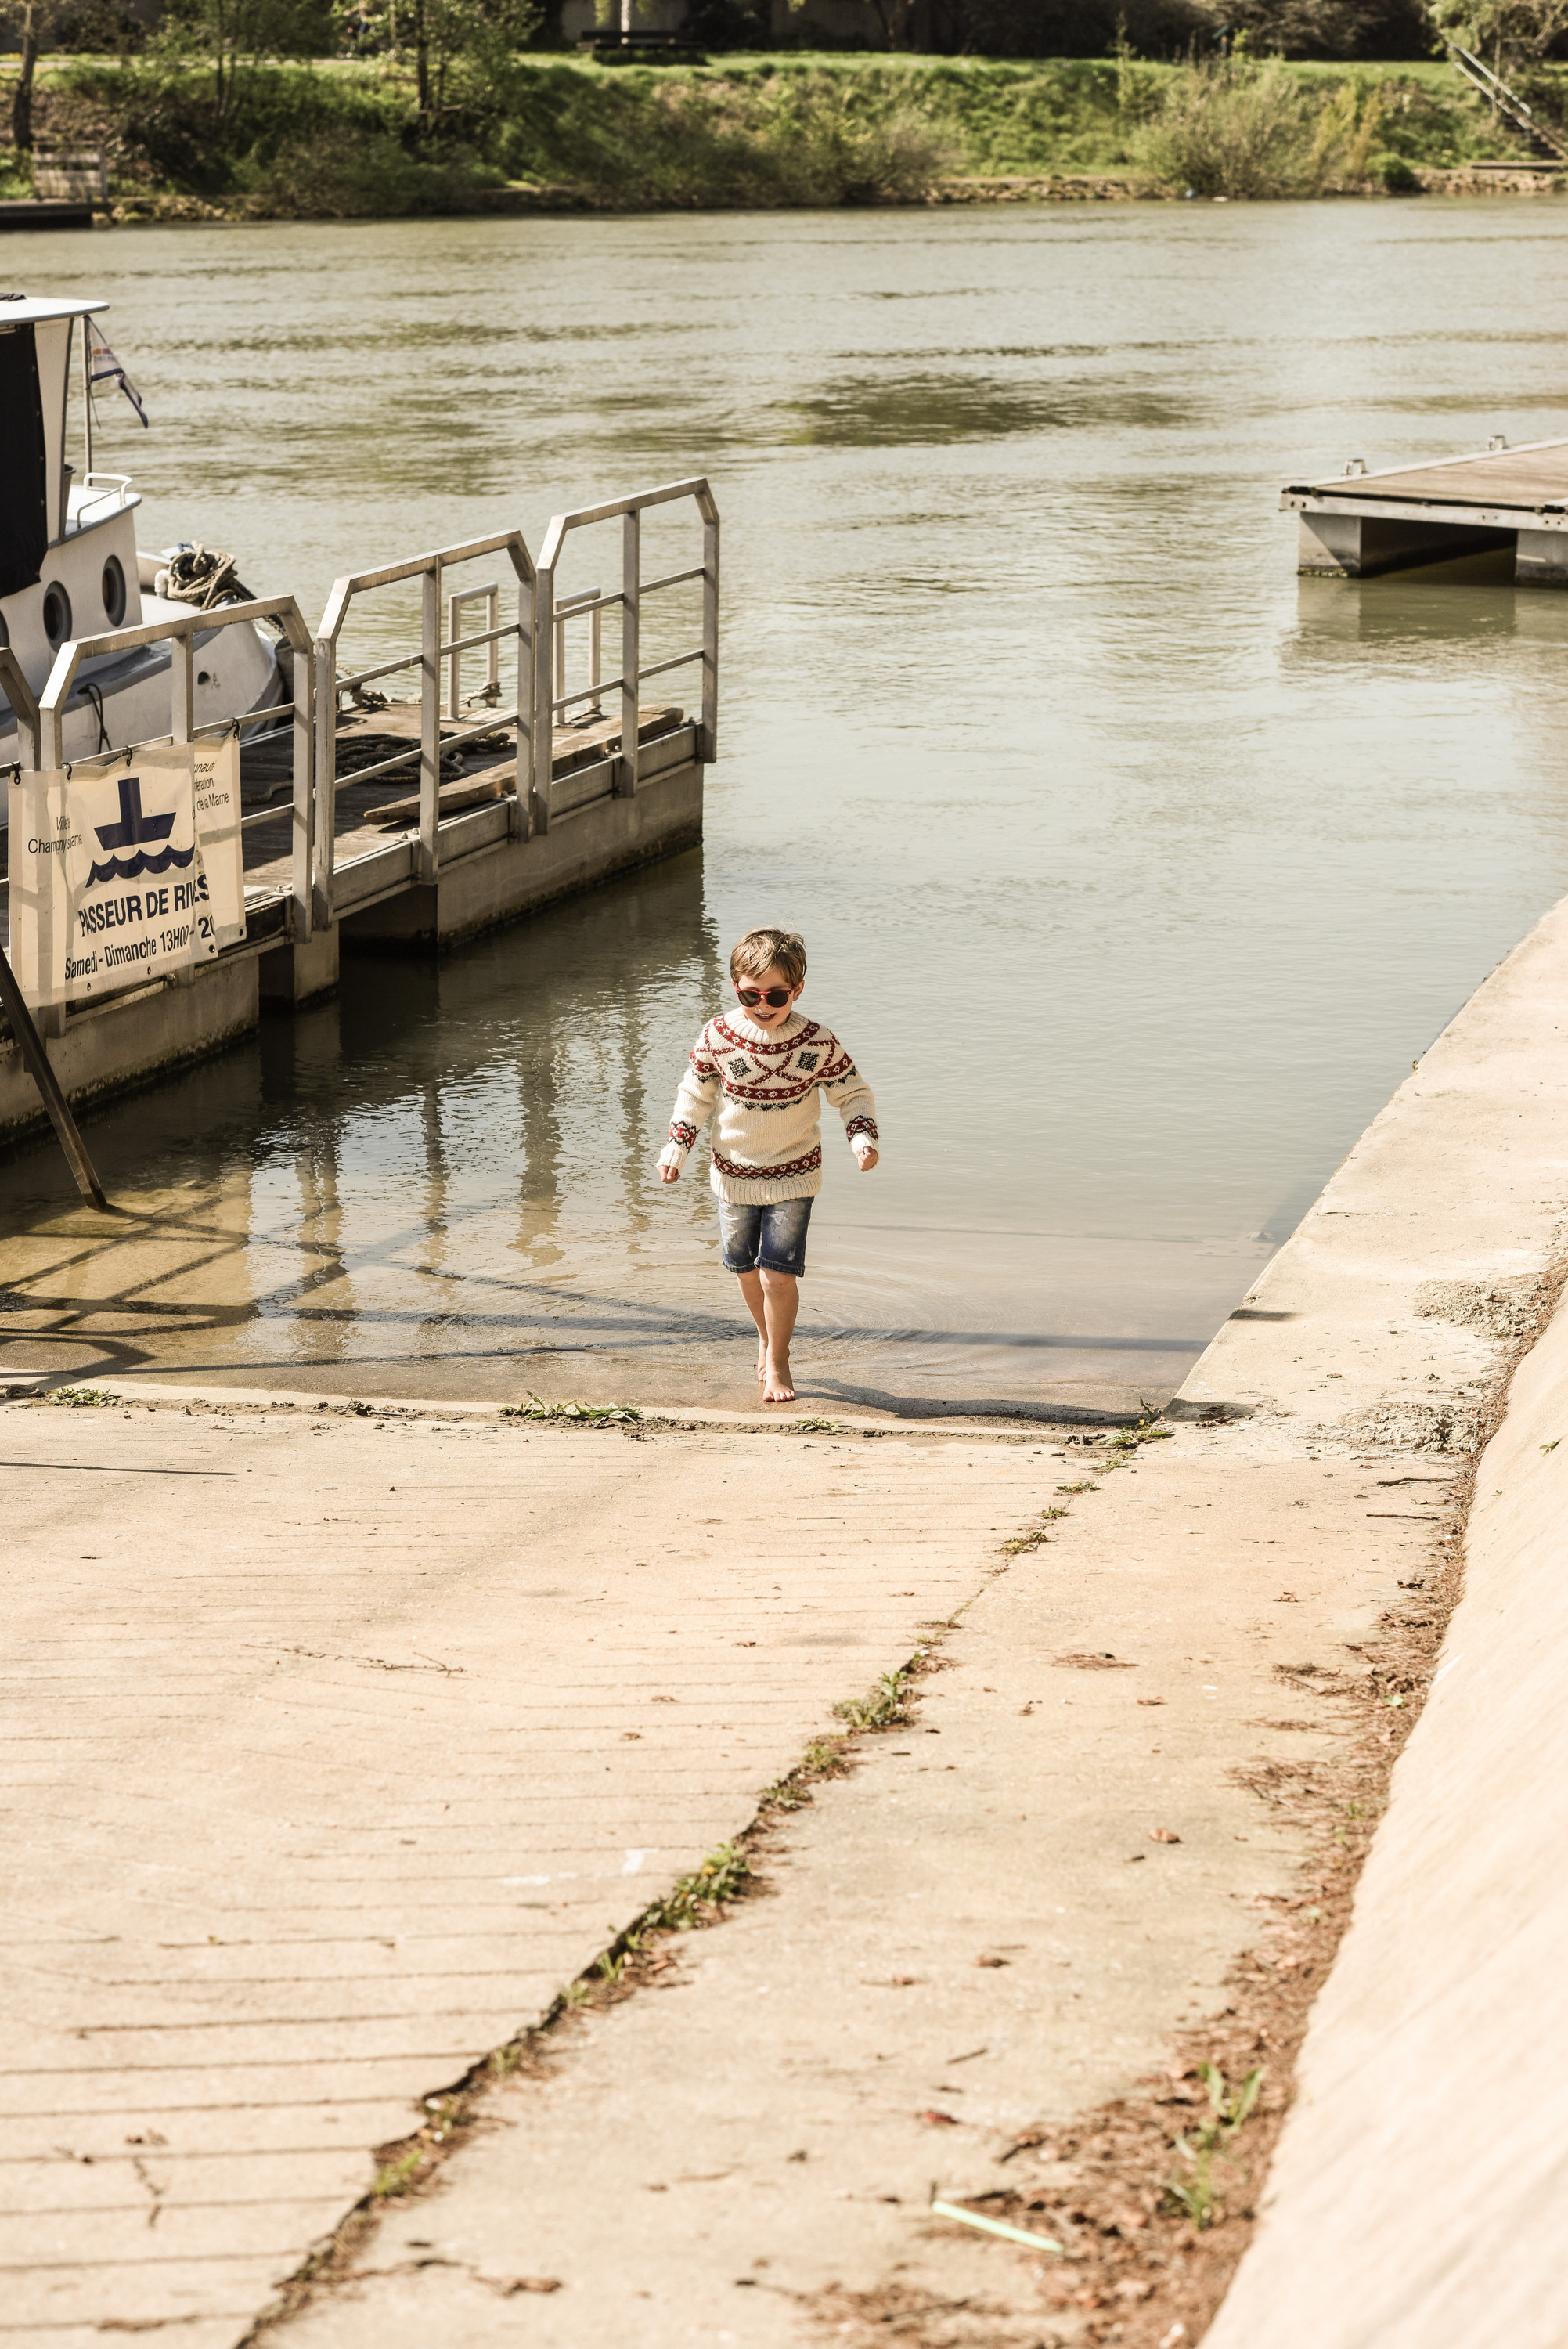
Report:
4,200,1568,1415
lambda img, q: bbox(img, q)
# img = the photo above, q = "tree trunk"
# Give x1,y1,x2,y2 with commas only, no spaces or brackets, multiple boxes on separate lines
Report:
13,5,40,155
414,0,431,123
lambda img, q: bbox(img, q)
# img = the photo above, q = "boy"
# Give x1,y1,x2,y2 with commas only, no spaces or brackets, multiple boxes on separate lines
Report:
658,927,879,1404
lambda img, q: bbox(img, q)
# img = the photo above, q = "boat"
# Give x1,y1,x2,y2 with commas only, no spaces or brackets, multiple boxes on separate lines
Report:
0,293,283,768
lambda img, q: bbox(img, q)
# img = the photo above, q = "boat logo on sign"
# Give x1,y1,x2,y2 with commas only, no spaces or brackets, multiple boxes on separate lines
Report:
88,776,195,886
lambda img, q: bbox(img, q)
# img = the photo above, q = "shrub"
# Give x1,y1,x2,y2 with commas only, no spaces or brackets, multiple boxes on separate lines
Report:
1133,55,1320,197
1372,146,1422,189
232,124,497,215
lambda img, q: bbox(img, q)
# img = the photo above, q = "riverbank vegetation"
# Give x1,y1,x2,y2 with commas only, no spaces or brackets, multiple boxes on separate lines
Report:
2,41,1566,214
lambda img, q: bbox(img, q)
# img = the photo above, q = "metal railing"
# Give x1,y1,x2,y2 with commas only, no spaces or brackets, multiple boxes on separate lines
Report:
35,596,315,937
1448,45,1568,160
316,531,535,900
532,478,718,833
554,586,604,724
447,583,500,719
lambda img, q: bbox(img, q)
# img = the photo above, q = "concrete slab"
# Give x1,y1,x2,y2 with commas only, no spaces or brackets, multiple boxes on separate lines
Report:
265,1420,1447,2349
0,1399,1060,2343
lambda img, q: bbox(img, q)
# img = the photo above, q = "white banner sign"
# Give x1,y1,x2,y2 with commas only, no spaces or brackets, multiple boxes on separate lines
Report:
7,739,244,1009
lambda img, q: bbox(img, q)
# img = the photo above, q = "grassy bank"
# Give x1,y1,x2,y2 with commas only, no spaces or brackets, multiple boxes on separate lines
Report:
5,50,1563,216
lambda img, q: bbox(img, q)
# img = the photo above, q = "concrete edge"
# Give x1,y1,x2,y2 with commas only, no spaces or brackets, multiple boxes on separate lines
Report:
14,1373,1130,1445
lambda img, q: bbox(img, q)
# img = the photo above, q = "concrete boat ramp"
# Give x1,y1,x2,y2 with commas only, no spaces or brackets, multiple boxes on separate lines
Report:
8,909,1568,2340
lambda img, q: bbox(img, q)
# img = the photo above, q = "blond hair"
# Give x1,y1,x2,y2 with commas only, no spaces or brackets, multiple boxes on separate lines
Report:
730,927,806,990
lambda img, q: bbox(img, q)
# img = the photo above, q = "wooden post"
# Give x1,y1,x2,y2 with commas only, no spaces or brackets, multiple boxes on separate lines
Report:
0,947,108,1211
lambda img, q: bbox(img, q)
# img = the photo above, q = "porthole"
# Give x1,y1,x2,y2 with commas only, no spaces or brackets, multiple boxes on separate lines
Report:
42,583,71,648
102,554,126,628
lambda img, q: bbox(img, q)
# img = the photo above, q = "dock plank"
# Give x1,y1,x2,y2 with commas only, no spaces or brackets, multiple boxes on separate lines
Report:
1308,439,1568,511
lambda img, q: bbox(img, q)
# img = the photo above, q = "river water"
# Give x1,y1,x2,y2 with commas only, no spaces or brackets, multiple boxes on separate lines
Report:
5,197,1568,1417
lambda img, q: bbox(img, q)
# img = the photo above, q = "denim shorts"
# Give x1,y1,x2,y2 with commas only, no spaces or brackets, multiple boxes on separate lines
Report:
719,1195,813,1278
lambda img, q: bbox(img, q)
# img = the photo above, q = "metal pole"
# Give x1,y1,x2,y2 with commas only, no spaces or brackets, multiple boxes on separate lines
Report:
419,561,440,885
314,633,336,931
0,948,108,1211
82,318,92,480
620,507,640,797
290,621,314,944
701,506,719,765
532,564,553,836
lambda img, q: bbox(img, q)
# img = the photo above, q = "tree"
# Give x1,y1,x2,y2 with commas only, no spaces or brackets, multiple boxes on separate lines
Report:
7,1,82,151
1427,0,1568,78
151,0,334,130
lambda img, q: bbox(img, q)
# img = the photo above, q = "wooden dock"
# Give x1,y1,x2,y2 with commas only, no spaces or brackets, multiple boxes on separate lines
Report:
1282,438,1568,584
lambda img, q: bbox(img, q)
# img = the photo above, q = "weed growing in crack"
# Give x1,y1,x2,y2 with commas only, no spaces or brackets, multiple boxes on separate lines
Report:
643,1841,752,1931
1163,2061,1263,2229
1002,1506,1067,1556
369,2148,424,2200
762,1738,849,1810
503,1394,643,1424
1108,1410,1173,1456
834,1669,912,1731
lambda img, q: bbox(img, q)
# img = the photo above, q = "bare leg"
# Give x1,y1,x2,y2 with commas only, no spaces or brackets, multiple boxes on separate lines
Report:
737,1269,768,1381
759,1269,799,1403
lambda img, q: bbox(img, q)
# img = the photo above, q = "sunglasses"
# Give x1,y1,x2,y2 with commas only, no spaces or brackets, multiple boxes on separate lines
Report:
736,986,794,1009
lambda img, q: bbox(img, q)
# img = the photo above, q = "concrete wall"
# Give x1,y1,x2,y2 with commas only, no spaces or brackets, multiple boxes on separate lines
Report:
341,753,702,954
0,954,258,1147
1187,886,1568,2347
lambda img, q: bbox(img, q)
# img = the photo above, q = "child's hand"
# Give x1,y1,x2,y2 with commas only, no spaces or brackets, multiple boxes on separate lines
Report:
856,1146,880,1172
659,1162,680,1184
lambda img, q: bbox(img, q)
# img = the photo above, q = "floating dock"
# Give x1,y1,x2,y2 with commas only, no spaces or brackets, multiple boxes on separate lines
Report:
0,478,716,1146
1283,437,1568,584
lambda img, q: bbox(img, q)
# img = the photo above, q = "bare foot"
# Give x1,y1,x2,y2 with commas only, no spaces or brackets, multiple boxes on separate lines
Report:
762,1355,795,1404
756,1335,766,1384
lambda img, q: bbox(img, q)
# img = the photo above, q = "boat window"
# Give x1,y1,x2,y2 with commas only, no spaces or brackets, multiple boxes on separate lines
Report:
102,554,126,628
43,581,72,647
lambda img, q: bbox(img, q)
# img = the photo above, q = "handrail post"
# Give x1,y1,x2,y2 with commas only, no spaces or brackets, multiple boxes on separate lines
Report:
701,503,719,765
290,619,315,944
513,558,532,841
620,507,640,796
171,626,193,746
419,558,441,885
532,562,554,835
313,632,337,930
0,650,41,771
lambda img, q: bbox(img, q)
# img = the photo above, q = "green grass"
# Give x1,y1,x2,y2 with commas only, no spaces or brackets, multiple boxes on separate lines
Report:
22,49,1563,215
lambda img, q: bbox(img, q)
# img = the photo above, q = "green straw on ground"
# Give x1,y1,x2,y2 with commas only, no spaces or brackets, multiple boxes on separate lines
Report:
929,2198,1064,2253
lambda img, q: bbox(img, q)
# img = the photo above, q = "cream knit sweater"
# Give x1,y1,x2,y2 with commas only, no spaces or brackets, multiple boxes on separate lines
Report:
660,1009,880,1203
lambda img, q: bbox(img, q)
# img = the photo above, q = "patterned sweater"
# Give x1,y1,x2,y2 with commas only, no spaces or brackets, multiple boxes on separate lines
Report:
660,1009,880,1204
